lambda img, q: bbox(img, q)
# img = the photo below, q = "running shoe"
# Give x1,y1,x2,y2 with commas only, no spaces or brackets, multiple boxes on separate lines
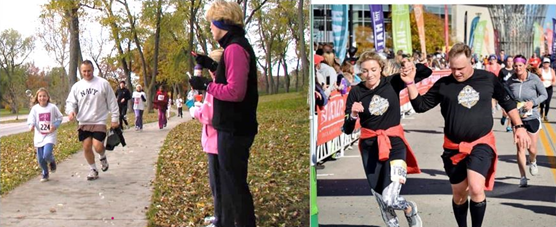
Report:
405,201,423,227
87,169,99,180
204,216,216,223
49,160,57,173
519,176,527,187
100,156,109,172
543,116,549,122
500,116,506,125
40,173,49,182
529,162,539,176
506,126,513,132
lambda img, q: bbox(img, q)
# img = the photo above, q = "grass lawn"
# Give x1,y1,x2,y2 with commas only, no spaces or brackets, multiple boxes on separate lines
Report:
0,108,30,118
148,92,310,227
0,110,170,196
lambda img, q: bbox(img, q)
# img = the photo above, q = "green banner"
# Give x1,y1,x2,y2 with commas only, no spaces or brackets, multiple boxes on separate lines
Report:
392,5,412,54
472,21,487,56
533,22,541,55
310,165,318,226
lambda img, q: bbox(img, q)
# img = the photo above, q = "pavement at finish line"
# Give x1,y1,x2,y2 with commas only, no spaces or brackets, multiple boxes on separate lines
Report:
0,109,190,227
317,97,556,227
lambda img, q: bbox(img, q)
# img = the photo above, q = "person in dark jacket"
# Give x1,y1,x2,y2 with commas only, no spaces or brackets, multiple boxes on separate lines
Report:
189,1,258,226
115,81,132,129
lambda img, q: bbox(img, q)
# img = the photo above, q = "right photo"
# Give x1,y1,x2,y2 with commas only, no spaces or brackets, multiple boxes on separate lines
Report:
310,4,556,227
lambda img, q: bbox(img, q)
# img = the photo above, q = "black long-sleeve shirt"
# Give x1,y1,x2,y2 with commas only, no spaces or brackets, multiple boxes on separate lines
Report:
410,69,516,143
115,88,132,107
343,64,433,135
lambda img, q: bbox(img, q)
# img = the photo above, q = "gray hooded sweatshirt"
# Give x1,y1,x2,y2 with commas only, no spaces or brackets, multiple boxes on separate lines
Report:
506,72,548,121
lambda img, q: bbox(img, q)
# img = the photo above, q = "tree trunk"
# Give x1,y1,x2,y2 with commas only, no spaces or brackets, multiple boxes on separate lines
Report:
297,0,308,88
275,58,281,94
295,58,300,91
148,0,163,112
282,55,289,93
67,5,80,88
188,0,197,77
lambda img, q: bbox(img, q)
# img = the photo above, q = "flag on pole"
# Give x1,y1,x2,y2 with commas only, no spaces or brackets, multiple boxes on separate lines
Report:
468,15,480,48
472,20,487,56
392,5,412,54
331,5,348,63
414,5,427,55
370,5,385,52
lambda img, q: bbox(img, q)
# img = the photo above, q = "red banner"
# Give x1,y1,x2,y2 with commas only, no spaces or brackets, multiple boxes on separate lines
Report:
399,70,452,106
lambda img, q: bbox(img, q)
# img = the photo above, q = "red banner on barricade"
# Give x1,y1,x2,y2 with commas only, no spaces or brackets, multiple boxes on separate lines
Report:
317,91,347,145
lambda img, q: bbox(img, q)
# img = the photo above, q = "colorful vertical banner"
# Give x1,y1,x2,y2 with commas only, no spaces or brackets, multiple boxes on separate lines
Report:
493,29,500,56
392,5,412,54
414,5,427,55
472,20,486,56
468,16,480,48
539,24,545,54
444,5,449,55
552,19,556,56
331,5,348,63
534,22,541,55
370,5,385,52
484,27,491,54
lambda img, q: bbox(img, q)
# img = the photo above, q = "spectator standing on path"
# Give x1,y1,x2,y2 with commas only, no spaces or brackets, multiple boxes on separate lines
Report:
115,81,132,130
132,85,147,131
176,94,184,118
343,51,433,227
189,48,224,227
27,88,63,182
539,57,556,122
66,60,119,181
498,56,515,132
505,54,547,187
402,43,530,227
153,85,169,129
189,1,259,226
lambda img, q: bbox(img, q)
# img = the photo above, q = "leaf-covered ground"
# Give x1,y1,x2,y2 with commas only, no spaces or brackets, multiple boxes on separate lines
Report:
0,111,168,195
148,92,310,227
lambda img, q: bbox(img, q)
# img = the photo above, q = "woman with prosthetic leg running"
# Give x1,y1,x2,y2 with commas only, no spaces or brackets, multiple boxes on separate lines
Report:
343,51,432,227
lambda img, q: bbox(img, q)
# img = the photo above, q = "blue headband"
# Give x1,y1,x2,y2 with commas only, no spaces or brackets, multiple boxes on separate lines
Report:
212,20,232,31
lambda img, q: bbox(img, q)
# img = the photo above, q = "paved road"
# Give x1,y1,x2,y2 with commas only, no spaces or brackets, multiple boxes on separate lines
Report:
0,117,70,138
317,98,556,227
0,112,190,227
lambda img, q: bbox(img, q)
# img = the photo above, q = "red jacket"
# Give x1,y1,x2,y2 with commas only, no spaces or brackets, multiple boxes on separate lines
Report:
154,90,169,110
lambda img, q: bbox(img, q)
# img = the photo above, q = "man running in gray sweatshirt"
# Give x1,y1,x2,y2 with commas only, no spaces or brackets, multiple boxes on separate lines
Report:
66,60,119,180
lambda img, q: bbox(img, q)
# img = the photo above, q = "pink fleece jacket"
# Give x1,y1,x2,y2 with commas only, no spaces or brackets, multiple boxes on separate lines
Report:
194,93,217,154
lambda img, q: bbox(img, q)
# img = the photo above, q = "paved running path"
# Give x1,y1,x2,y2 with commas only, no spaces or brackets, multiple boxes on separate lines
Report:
1,111,191,227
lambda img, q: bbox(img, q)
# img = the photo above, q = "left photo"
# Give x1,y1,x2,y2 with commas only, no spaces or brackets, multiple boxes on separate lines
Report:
0,0,311,226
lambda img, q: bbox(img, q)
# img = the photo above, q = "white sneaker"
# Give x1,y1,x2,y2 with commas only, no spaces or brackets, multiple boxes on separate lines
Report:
529,162,539,176
100,157,109,172
519,176,527,187
87,169,99,180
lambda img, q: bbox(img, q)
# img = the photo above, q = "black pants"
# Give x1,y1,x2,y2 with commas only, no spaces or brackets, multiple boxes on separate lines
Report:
178,107,183,117
119,104,128,128
217,131,256,227
540,86,553,117
208,153,222,226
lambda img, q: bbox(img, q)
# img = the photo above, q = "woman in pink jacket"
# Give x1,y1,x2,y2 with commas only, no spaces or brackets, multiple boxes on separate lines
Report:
189,49,223,227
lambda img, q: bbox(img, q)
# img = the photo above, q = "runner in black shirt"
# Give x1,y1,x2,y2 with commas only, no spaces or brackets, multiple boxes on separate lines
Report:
498,56,514,131
343,52,432,227
401,43,530,227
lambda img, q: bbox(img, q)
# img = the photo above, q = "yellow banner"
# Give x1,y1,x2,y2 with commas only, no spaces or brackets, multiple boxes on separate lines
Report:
414,5,426,56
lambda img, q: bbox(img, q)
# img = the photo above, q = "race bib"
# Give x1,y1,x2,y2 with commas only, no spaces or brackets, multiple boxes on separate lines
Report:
38,112,51,134
157,95,165,101
517,102,532,118
390,160,407,183
134,97,140,104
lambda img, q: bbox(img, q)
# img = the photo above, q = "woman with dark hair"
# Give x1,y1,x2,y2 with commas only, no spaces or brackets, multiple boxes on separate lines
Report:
539,57,556,122
506,54,547,187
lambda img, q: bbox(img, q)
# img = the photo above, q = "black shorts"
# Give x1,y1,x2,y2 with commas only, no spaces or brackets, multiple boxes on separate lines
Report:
78,129,107,142
441,144,494,185
523,118,541,133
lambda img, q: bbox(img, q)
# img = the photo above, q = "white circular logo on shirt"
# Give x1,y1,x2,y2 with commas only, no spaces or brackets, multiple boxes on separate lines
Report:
368,95,389,116
458,85,480,109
